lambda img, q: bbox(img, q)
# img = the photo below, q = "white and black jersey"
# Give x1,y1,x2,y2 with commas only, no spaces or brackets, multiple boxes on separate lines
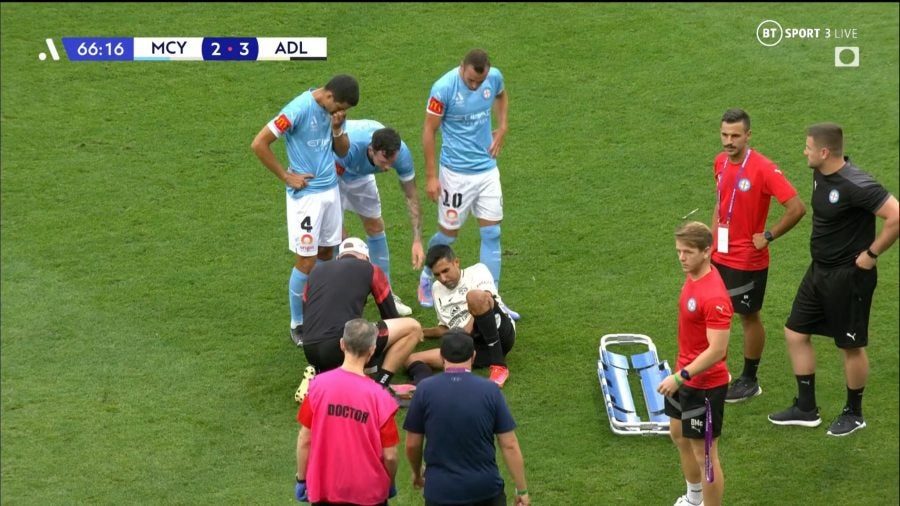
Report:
432,263,508,329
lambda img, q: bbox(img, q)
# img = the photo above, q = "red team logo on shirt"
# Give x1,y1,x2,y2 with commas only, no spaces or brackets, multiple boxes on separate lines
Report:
335,162,345,177
274,114,292,133
427,97,444,115
301,234,314,245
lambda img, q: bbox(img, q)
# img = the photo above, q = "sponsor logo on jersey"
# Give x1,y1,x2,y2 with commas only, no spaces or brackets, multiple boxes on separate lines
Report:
829,189,840,203
274,114,292,133
427,96,444,115
301,234,314,245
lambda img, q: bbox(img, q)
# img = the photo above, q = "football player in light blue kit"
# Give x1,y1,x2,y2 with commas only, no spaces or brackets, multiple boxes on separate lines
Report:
419,48,519,320
251,75,359,345
336,119,425,317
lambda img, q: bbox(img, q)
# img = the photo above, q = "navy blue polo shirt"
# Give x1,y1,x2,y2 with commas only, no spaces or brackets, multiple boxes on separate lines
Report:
403,370,516,504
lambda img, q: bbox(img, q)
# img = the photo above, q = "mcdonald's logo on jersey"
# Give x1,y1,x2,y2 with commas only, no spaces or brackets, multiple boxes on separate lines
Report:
274,114,292,133
427,96,444,115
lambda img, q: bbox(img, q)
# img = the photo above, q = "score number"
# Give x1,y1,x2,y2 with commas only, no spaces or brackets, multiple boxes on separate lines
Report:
201,37,258,61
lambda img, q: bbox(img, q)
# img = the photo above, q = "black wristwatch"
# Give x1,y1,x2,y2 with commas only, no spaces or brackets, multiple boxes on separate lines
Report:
764,230,774,242
680,369,691,381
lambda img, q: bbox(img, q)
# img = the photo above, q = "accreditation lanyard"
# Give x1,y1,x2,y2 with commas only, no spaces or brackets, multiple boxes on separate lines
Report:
716,149,752,226
715,149,751,254
705,397,714,483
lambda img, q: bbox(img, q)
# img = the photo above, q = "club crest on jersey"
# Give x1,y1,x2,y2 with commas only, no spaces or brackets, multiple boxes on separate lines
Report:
738,178,751,191
483,88,492,99
687,297,697,312
829,189,840,204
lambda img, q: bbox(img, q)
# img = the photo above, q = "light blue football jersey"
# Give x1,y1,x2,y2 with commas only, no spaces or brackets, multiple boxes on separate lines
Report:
267,88,340,196
426,67,504,173
335,119,415,183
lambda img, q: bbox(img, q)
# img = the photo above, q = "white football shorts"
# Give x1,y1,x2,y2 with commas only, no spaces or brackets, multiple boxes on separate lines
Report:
438,166,503,230
338,175,382,220
286,186,343,256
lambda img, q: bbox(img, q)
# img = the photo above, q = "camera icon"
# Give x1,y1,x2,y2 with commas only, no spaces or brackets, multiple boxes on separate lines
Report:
834,47,860,67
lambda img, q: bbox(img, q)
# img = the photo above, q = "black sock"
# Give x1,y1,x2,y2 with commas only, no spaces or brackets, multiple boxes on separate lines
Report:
407,361,433,385
374,368,394,388
474,309,505,366
846,386,864,416
741,358,761,380
796,374,816,411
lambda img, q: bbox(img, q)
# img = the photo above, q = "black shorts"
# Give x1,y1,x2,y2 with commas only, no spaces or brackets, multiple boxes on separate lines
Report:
786,262,877,349
712,262,768,315
471,305,516,369
664,384,727,439
302,320,390,373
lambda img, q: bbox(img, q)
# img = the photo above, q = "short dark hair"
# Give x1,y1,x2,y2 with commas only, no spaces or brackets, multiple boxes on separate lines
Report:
440,328,475,363
675,221,713,251
806,122,843,156
721,108,750,131
463,49,490,74
371,128,401,155
425,244,456,270
324,74,359,106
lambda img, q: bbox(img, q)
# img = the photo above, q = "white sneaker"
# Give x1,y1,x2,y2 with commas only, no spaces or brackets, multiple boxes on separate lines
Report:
674,495,703,506
393,294,413,316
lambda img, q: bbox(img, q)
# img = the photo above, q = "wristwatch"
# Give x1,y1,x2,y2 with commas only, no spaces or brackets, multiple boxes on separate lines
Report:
680,369,691,381
764,230,774,242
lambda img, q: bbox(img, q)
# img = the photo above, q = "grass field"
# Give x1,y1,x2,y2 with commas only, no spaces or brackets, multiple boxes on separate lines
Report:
2,3,898,505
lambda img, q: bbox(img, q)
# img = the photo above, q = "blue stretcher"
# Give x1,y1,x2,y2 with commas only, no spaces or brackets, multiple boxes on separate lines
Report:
597,333,671,435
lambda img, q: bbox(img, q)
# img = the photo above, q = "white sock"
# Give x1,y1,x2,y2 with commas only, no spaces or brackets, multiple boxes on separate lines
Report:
687,480,703,504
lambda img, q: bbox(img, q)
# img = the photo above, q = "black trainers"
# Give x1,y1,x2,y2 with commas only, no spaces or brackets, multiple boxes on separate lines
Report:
768,398,822,427
725,376,762,403
827,407,866,437
290,325,304,347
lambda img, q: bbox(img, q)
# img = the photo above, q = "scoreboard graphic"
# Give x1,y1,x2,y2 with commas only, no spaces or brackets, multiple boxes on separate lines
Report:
40,37,327,61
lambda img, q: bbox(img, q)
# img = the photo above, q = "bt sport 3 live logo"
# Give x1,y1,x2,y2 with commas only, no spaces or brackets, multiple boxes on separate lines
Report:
756,20,860,68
